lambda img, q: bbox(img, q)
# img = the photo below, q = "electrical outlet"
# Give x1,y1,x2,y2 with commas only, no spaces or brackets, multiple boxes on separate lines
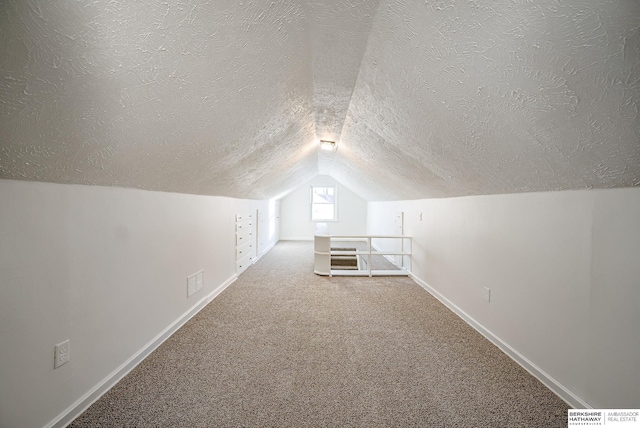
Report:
54,340,70,369
483,287,491,303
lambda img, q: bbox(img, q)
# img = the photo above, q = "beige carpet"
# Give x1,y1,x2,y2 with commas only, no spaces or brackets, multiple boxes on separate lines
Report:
70,241,568,427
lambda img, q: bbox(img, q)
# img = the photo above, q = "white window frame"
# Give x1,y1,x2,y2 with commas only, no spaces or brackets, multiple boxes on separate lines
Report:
310,185,338,222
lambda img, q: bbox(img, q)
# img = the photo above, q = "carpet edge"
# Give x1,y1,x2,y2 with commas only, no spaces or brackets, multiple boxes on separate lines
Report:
47,273,238,428
410,273,590,410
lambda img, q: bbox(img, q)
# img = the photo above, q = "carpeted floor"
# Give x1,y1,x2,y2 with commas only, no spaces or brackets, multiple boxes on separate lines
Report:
70,241,568,427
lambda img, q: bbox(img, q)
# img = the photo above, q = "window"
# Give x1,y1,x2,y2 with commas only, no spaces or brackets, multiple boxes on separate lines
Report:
311,186,337,221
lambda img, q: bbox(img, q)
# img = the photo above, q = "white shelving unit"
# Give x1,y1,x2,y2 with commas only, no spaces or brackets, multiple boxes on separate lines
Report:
235,213,255,276
314,234,412,277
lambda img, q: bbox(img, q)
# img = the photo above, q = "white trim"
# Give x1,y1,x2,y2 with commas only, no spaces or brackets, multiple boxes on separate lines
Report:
330,237,369,242
410,273,591,410
47,274,238,428
310,185,338,222
279,237,314,241
252,240,277,264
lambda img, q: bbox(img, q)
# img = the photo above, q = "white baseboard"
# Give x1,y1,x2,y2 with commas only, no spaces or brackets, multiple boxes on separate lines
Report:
410,274,590,410
263,241,277,254
48,274,238,428
253,241,277,263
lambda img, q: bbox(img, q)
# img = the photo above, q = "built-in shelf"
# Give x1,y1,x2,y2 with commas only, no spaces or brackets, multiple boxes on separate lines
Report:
236,213,255,276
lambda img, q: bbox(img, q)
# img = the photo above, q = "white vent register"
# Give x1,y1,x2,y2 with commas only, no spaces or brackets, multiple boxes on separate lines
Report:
187,270,203,298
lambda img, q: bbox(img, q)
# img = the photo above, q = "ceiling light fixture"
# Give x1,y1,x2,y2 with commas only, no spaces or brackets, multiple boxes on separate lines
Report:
319,140,336,151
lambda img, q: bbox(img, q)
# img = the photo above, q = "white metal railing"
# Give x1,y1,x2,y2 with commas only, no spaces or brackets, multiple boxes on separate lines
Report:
314,234,412,277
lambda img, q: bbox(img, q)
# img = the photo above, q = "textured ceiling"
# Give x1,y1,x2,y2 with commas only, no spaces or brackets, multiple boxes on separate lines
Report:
332,0,640,200
1,0,639,201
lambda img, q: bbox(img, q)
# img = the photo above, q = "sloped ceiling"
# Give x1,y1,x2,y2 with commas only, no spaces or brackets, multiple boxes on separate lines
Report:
333,0,640,200
1,0,639,201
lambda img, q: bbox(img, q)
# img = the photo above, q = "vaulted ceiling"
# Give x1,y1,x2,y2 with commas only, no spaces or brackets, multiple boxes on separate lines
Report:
1,0,639,201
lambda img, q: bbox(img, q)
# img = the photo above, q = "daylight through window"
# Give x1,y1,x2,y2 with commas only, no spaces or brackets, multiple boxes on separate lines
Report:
311,186,337,221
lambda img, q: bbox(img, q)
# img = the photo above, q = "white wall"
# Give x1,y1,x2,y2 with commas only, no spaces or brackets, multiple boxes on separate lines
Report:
368,187,640,409
0,179,279,428
255,199,281,259
279,175,367,239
